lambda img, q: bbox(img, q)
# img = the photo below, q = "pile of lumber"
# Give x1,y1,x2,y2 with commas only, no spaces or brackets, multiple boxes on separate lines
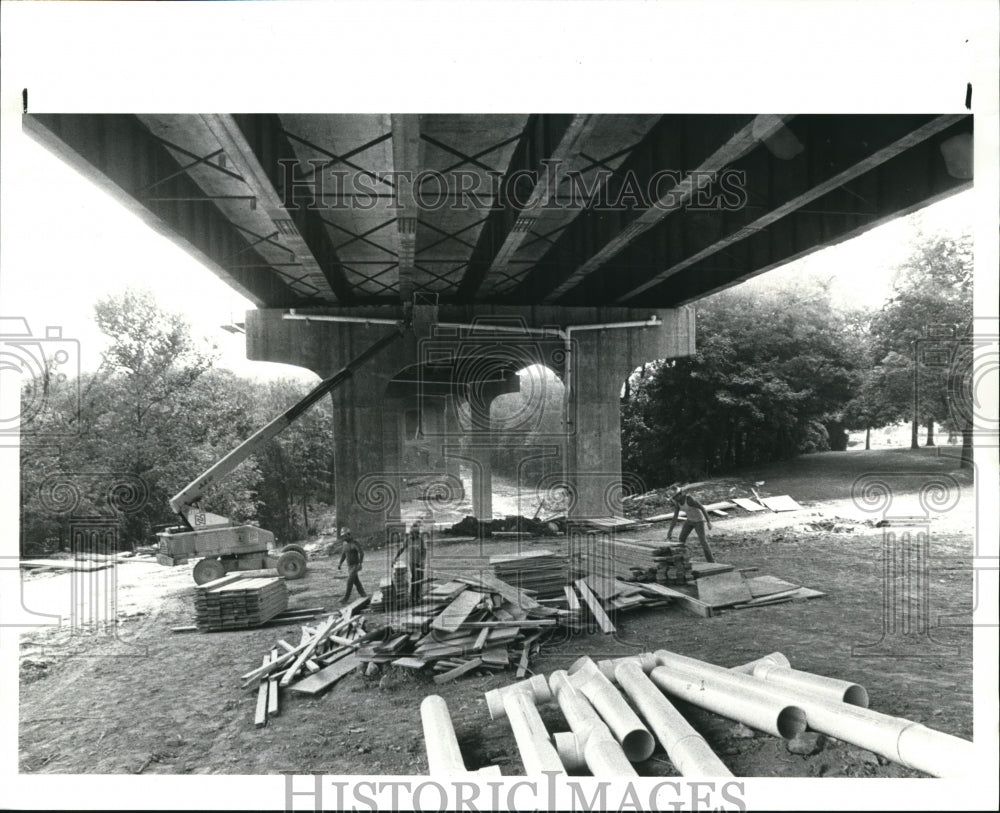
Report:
194,575,289,631
242,597,373,725
361,574,568,681
567,576,675,634
576,537,693,585
488,550,585,599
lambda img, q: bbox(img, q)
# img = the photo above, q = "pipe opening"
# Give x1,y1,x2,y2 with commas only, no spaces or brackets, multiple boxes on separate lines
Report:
776,706,808,739
622,729,657,762
843,685,870,708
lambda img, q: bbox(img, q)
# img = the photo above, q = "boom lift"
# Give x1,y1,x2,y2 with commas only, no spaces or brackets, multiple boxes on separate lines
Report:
157,322,406,584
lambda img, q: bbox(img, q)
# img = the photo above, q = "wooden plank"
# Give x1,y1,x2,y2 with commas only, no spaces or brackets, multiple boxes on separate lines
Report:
254,655,270,727
472,628,490,652
695,572,753,607
760,495,803,512
198,573,249,592
433,657,484,684
287,655,362,695
515,632,542,679
340,595,371,620
279,615,342,687
732,587,825,609
453,573,543,610
564,585,582,614
574,579,615,634
480,648,511,666
585,575,624,601
745,575,800,598
732,497,767,512
19,559,114,572
277,639,321,672
691,561,736,578
432,590,483,633
649,584,714,618
391,657,428,669
267,650,280,717
454,619,556,629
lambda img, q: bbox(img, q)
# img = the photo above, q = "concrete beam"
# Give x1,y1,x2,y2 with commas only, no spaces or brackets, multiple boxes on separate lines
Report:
199,114,337,301
609,113,966,303
484,115,597,279
391,114,422,300
24,113,297,307
231,114,357,301
541,115,792,301
634,116,973,307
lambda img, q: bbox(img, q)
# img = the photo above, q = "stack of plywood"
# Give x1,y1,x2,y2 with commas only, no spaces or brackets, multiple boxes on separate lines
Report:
488,550,585,599
194,575,288,631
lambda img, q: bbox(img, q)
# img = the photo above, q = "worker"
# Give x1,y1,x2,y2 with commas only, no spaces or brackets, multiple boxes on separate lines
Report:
337,528,366,602
666,491,716,562
392,520,427,605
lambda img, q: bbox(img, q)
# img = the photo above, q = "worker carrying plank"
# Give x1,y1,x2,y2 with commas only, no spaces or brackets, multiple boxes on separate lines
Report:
666,491,716,563
392,521,427,605
337,528,367,603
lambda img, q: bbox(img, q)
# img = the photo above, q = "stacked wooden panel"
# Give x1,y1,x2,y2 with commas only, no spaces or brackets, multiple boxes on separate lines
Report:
652,545,692,585
577,537,693,585
488,550,584,599
194,575,288,631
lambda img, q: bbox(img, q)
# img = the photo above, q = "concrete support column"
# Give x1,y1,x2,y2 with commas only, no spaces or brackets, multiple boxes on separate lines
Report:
464,372,520,523
564,331,633,519
246,310,418,545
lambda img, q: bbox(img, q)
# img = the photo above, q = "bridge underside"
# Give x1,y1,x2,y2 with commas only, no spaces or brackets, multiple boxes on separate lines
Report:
25,113,974,541
25,113,972,309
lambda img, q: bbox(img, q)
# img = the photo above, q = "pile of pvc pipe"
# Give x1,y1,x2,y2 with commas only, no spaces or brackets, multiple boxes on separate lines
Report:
423,651,976,778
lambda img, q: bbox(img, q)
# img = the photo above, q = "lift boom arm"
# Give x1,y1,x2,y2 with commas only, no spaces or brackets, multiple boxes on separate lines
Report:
168,322,405,526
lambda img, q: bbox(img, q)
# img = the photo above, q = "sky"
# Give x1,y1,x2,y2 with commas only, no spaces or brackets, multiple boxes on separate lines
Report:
0,129,976,386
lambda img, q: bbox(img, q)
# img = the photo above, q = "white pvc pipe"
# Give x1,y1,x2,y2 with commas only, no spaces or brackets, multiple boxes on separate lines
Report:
552,731,587,771
567,657,656,761
596,653,658,681
503,691,566,776
654,650,975,778
549,670,637,776
752,661,870,708
728,651,790,675
614,661,733,777
649,661,808,740
421,695,471,776
485,674,551,720
284,310,401,326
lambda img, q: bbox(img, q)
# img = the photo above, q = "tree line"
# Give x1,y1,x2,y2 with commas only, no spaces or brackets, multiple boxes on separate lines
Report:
19,289,334,555
620,228,973,487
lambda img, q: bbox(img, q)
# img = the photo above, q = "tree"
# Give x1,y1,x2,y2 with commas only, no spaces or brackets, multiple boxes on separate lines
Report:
621,275,864,487
19,289,266,552
868,229,973,449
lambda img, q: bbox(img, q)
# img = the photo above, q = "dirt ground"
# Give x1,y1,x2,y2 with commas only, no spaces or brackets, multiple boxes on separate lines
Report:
17,448,980,778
